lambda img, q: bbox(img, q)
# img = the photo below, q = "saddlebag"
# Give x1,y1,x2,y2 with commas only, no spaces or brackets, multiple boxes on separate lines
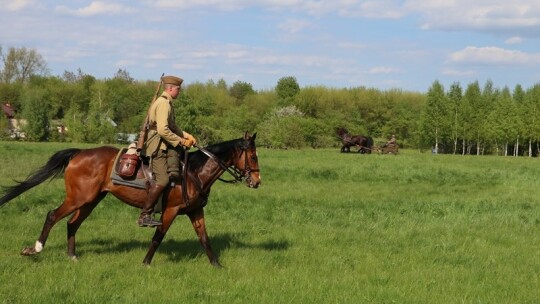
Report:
117,153,140,178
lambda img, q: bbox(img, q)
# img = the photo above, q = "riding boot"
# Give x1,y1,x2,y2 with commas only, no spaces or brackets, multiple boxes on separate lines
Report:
138,184,166,227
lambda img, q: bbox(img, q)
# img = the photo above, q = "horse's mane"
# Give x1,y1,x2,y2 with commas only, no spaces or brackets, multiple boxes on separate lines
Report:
336,127,351,139
188,137,243,169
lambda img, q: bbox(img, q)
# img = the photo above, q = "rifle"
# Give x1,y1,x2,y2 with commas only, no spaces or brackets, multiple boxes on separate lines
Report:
136,73,164,151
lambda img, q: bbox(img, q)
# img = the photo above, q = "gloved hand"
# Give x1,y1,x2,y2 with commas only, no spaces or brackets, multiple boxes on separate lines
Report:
183,137,194,149
182,131,197,147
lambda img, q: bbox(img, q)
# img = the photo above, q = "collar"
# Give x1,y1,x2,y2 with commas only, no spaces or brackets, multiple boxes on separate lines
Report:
161,91,173,101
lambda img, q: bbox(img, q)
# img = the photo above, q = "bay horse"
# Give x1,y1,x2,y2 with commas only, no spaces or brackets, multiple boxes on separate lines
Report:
336,127,373,154
0,132,260,266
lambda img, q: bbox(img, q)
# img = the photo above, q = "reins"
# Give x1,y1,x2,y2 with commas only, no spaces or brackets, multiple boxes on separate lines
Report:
180,141,254,207
194,143,248,184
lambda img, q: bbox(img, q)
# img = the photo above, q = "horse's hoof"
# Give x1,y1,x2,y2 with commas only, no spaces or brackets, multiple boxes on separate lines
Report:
21,247,37,256
211,261,223,268
69,255,78,262
142,259,152,267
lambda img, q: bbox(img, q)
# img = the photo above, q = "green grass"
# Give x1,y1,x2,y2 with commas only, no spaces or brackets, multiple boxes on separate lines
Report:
0,142,539,303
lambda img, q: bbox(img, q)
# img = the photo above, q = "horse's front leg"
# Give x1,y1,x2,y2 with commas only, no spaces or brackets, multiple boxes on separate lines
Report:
142,205,179,265
188,208,222,268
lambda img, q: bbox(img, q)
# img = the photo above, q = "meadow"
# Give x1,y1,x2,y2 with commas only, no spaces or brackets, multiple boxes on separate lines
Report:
0,141,539,303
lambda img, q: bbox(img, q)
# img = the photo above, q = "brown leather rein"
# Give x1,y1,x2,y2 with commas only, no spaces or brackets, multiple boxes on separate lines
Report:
194,143,256,184
180,142,257,207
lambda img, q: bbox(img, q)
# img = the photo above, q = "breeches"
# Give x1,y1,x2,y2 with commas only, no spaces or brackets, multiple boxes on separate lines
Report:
151,148,181,186
150,150,169,187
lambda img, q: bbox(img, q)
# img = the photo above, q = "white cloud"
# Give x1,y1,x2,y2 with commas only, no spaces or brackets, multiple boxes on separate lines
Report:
339,0,405,19
449,46,540,65
505,36,523,44
141,0,540,35
147,52,169,60
442,68,477,77
190,51,220,59
172,63,202,70
407,0,540,35
367,66,400,74
149,0,247,11
55,1,128,16
115,59,136,67
277,18,313,34
146,0,405,17
337,42,367,50
2,0,35,11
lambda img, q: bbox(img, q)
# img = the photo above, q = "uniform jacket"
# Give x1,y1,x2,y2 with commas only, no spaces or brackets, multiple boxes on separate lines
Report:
141,91,183,157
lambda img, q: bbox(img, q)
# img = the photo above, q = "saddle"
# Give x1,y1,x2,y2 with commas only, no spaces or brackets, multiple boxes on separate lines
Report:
110,144,194,209
111,144,153,190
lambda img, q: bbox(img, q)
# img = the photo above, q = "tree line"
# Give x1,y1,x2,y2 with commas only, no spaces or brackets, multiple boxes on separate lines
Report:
1,46,539,155
421,80,540,156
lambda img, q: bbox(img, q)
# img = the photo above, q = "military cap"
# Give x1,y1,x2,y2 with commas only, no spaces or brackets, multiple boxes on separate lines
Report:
162,75,183,86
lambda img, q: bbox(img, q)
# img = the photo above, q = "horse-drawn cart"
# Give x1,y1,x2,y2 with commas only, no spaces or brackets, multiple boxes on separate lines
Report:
373,143,399,154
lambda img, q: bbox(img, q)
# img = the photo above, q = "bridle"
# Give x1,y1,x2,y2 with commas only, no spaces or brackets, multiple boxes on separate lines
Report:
180,142,258,207
194,142,258,184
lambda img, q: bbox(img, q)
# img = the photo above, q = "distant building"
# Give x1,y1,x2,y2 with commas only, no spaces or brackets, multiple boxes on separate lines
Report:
2,103,15,119
2,102,26,138
3,102,132,143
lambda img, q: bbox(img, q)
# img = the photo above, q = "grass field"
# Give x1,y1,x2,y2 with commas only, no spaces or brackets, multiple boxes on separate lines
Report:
0,141,539,303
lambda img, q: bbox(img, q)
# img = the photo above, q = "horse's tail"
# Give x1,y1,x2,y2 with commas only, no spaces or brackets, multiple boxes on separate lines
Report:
0,148,82,207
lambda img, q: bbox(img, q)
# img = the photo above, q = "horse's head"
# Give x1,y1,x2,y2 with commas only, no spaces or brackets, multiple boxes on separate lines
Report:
336,127,348,138
234,132,261,188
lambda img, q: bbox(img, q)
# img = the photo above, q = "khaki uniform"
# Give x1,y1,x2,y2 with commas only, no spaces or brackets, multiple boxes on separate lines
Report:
141,91,188,186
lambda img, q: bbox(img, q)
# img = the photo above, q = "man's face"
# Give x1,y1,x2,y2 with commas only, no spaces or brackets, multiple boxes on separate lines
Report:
170,86,181,99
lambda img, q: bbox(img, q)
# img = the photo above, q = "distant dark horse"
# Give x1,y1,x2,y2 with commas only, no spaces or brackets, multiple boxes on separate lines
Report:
0,132,260,266
336,127,373,154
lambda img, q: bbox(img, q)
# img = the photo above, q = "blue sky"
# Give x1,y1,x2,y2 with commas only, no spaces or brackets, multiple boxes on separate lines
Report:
1,0,540,92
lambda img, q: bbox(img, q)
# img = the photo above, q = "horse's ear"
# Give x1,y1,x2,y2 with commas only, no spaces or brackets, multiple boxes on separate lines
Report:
244,131,256,141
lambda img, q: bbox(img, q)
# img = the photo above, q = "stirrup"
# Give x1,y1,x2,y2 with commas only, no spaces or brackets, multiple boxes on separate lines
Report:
137,215,162,227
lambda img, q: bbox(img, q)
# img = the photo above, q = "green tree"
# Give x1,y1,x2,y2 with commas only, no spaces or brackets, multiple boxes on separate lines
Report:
276,76,300,106
113,68,134,83
85,92,117,144
523,84,540,156
462,81,483,154
20,87,50,141
447,82,463,154
478,80,499,154
0,109,8,139
64,104,87,143
229,80,255,102
511,85,527,156
258,105,306,148
0,46,48,83
383,96,422,149
420,81,449,152
0,82,22,110
488,87,518,156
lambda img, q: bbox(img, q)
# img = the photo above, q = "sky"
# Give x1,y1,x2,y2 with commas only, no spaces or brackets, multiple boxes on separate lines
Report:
1,0,540,92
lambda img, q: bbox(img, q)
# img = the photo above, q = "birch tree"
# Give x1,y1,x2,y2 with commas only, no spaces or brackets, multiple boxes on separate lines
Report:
421,81,450,152
447,82,463,154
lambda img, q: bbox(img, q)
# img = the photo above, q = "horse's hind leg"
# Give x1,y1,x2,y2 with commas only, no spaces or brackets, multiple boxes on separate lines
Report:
66,193,106,260
21,200,79,256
